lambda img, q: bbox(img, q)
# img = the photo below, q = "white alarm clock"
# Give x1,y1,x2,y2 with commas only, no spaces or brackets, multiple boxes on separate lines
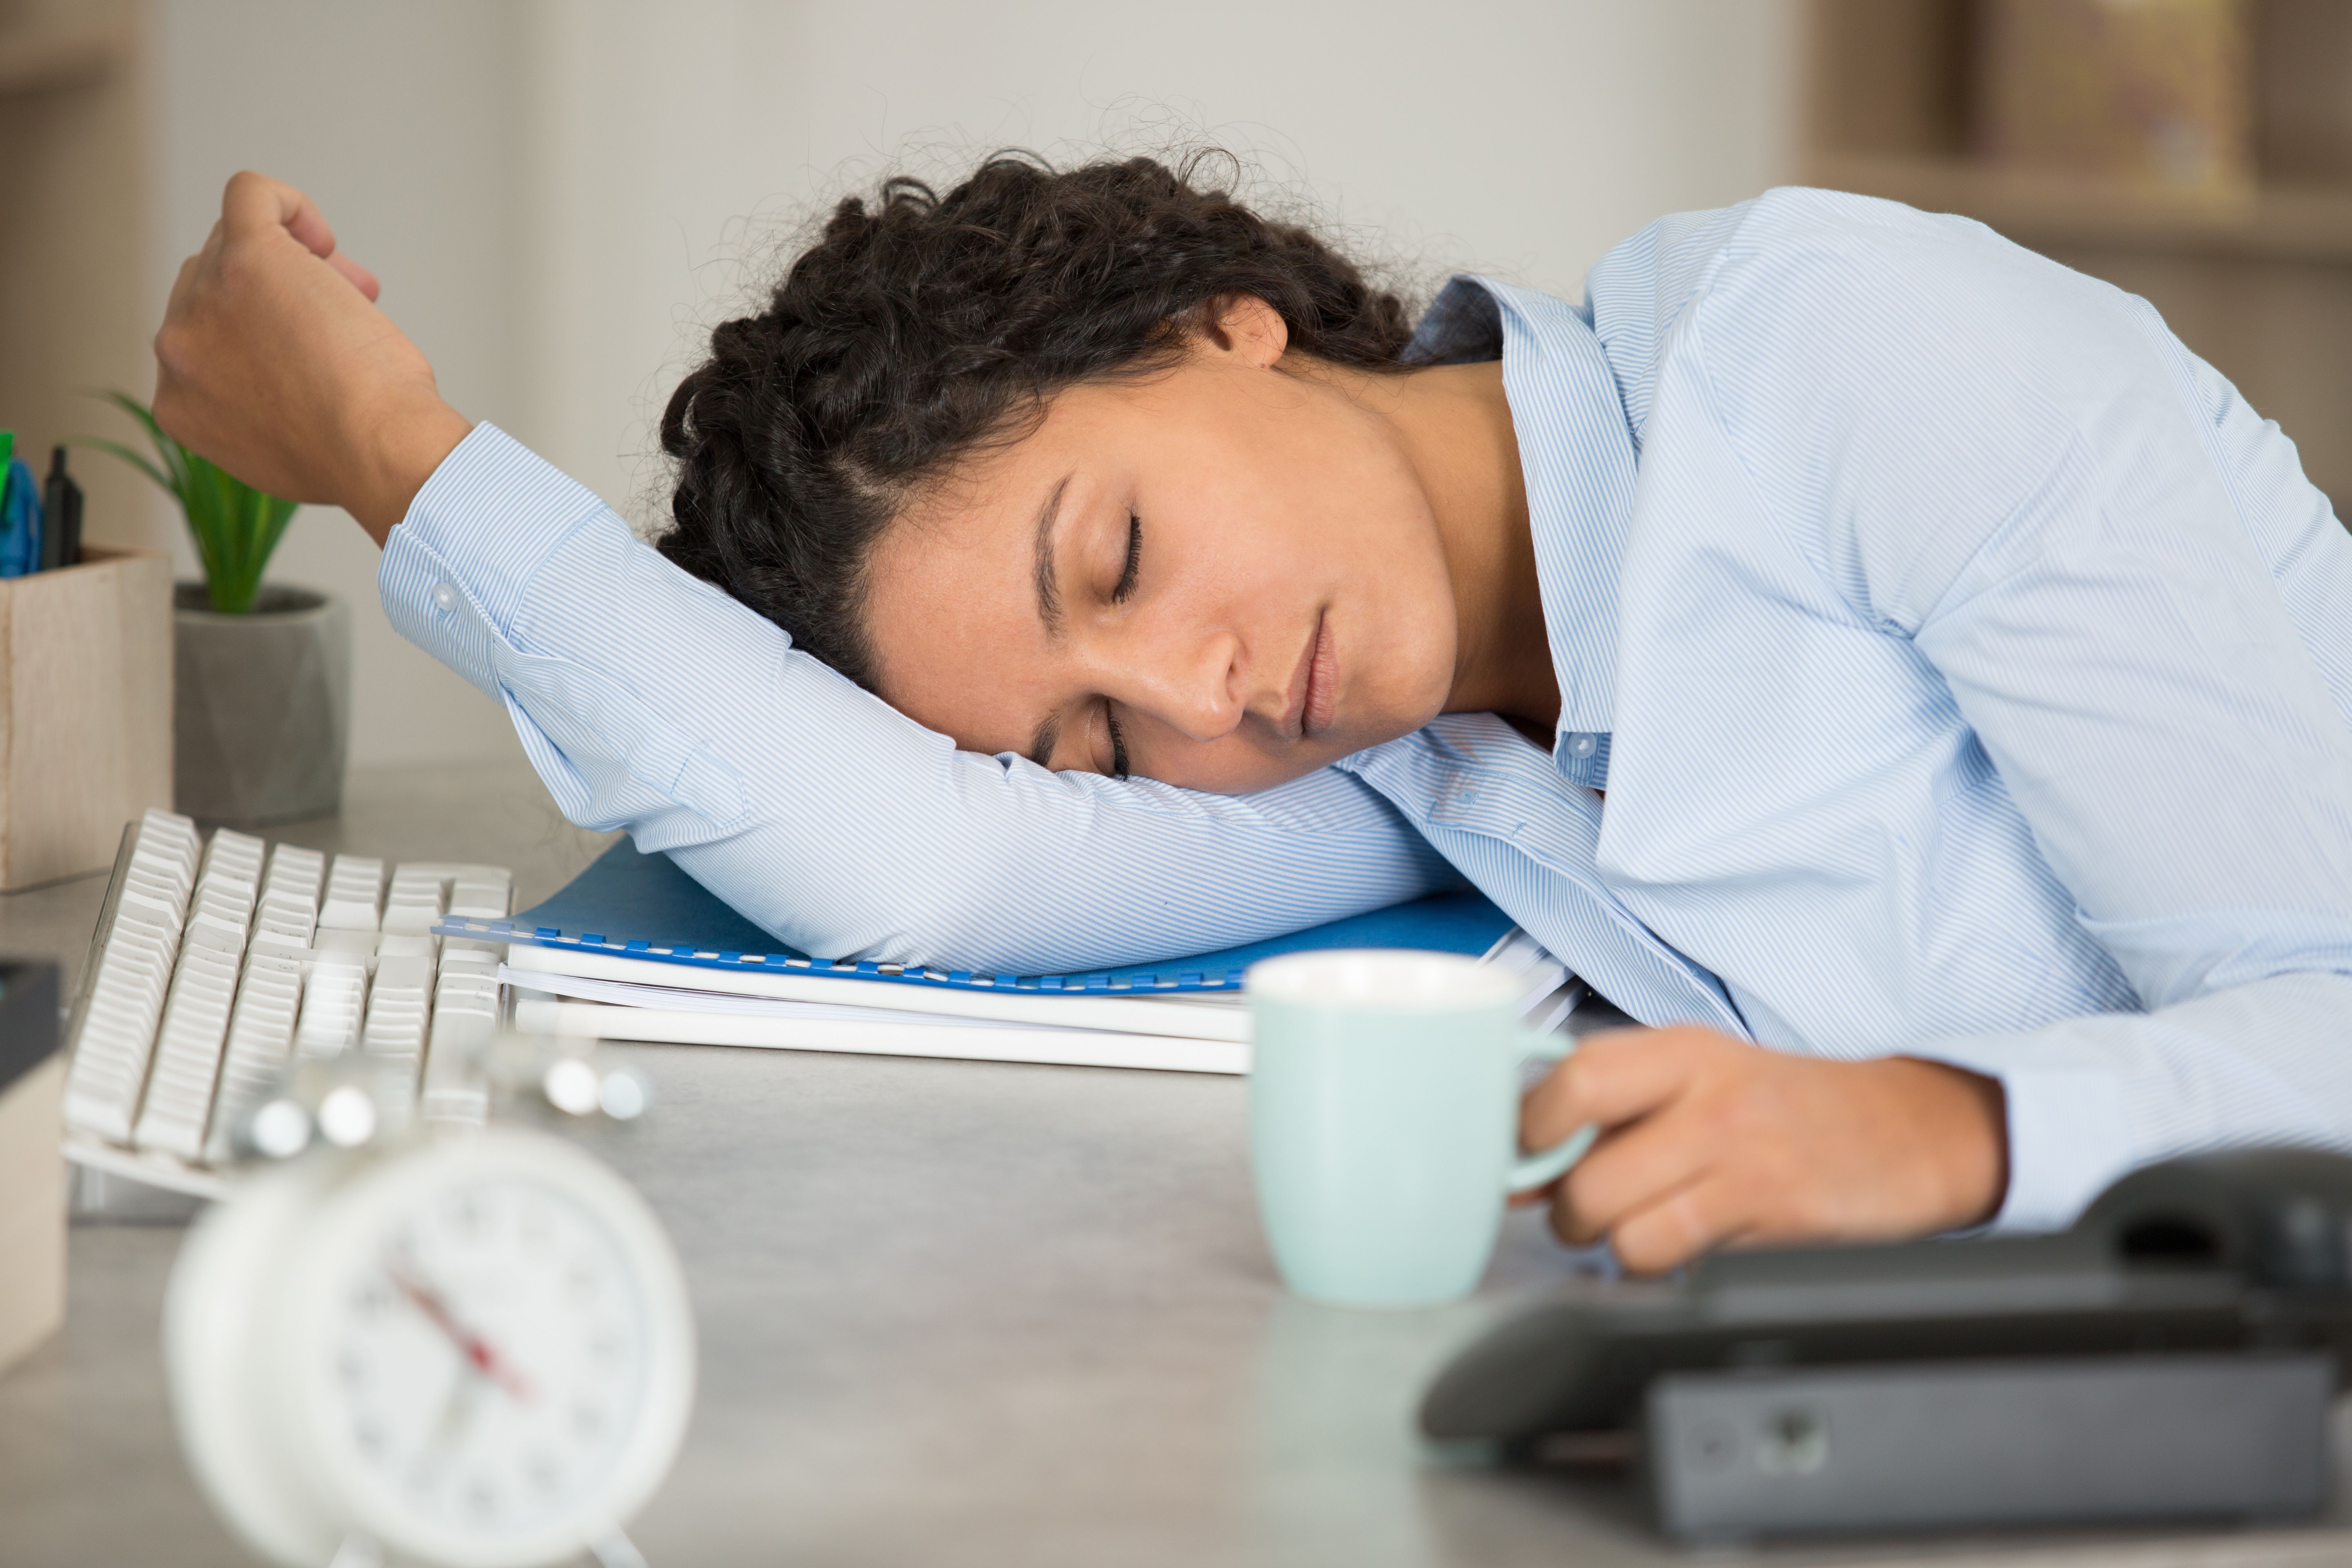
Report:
165,1125,696,1568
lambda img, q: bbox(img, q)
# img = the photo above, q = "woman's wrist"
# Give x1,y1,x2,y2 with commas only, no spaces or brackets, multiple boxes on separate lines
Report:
341,396,473,546
1890,1057,2011,1229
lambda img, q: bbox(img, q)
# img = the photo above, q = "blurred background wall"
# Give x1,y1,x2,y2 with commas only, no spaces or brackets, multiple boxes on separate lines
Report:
19,2,2352,786
132,0,1800,768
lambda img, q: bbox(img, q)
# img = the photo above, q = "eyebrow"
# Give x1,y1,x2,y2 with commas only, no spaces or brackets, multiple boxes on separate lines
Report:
1025,473,1075,769
1028,712,1060,771
1033,472,1071,640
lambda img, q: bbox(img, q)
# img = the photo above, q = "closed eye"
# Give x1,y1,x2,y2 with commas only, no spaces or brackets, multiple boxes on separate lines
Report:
1112,512,1141,603
1106,706,1130,780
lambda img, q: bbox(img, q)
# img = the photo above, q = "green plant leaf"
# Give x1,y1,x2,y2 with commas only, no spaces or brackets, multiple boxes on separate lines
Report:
67,436,171,493
76,392,299,612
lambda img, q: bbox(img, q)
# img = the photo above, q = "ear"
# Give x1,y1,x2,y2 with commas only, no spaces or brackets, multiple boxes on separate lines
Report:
1196,294,1290,368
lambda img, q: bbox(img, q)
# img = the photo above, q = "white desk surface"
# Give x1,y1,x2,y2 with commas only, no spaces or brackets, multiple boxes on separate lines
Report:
5,758,2352,1567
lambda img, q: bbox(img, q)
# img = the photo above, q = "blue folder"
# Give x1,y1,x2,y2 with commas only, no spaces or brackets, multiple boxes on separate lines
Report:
443,840,1518,997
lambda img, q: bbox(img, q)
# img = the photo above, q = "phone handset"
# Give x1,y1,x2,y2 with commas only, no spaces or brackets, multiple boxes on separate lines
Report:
2081,1148,2352,1290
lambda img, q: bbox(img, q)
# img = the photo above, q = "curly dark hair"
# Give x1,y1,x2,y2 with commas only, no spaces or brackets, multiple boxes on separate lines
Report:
656,151,1417,690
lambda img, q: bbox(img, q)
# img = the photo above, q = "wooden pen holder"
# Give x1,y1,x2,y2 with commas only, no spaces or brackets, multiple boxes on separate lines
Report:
0,546,171,890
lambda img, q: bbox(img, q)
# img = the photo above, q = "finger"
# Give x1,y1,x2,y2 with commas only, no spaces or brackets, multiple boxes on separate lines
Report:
1520,1027,1699,1149
155,245,216,410
221,169,339,260
326,249,381,302
1607,1172,1757,1275
162,250,203,323
1547,1107,1715,1245
176,218,227,301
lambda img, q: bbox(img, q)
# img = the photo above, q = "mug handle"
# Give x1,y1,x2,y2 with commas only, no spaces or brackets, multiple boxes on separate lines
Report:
1506,1030,1597,1194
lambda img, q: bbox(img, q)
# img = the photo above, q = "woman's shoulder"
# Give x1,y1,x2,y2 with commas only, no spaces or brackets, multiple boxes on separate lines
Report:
1587,191,1989,410
1744,189,2149,351
1616,186,2156,434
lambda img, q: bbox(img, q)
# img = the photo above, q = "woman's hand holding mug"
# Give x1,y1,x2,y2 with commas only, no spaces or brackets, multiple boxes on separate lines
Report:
1245,955,2010,1301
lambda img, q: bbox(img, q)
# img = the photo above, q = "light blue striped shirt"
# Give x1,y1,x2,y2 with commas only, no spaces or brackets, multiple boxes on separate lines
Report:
384,187,2352,1233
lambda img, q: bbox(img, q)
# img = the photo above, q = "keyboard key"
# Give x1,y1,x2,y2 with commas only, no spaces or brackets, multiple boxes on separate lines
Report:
317,855,385,932
252,843,323,951
293,960,368,1058
115,866,191,940
251,891,318,951
262,842,324,899
183,830,264,955
446,870,512,922
313,927,379,964
183,886,254,955
132,808,200,888
381,865,450,935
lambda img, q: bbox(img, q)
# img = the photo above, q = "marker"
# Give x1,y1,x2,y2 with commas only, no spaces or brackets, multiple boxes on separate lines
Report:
0,449,36,579
40,447,80,570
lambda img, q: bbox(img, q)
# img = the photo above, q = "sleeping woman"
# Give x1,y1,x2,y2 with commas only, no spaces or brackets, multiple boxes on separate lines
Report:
153,156,2352,1273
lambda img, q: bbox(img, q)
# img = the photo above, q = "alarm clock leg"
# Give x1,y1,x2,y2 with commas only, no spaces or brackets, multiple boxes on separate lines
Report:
327,1532,382,1568
590,1526,650,1568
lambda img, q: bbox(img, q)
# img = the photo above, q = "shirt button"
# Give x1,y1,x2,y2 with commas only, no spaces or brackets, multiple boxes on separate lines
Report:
1568,733,1597,758
432,584,458,611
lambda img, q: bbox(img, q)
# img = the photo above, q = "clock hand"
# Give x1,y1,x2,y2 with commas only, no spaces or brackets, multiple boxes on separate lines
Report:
383,1261,535,1404
432,1362,481,1451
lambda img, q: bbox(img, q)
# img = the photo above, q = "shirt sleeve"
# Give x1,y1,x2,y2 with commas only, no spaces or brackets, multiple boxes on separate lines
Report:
1706,194,2352,1229
379,423,1459,971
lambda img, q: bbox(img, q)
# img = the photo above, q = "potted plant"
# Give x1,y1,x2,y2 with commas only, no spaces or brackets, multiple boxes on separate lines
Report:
86,393,349,825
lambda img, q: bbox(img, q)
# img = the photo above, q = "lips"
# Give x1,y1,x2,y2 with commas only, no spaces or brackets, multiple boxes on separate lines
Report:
1300,613,1337,739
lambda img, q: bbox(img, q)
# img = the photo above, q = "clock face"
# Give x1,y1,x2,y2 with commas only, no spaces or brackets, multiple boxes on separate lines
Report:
264,1131,695,1568
321,1176,650,1541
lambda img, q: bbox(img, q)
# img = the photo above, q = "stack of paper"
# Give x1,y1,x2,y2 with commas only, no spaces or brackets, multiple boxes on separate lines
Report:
454,845,1578,1076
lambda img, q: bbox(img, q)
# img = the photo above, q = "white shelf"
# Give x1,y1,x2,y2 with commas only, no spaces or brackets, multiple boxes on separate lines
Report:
1812,152,2352,265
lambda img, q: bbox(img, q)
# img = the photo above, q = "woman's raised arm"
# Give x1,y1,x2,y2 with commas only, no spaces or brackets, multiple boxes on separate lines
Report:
156,173,1453,969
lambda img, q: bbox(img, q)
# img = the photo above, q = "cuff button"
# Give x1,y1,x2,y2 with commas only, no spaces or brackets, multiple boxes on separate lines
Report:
431,583,458,611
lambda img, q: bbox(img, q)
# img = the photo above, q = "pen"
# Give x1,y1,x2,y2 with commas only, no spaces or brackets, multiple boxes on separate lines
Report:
40,447,81,570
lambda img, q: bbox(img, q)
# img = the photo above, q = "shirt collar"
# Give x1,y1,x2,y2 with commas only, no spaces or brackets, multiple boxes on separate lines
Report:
1404,275,1639,739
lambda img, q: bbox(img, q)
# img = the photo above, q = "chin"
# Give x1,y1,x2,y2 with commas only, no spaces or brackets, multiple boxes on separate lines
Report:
1157,753,1328,797
1155,720,1424,797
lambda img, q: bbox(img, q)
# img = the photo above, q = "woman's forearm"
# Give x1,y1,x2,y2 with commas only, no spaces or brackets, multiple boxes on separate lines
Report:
385,424,1459,969
149,174,1450,968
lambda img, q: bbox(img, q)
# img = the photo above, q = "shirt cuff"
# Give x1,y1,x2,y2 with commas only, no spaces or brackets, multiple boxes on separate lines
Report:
1901,1034,2136,1233
378,422,612,698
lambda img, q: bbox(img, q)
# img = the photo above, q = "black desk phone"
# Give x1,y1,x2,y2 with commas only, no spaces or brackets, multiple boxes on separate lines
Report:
1421,1149,2352,1541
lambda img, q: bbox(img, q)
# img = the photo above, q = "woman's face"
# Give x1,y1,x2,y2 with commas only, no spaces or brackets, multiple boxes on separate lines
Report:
860,300,1460,795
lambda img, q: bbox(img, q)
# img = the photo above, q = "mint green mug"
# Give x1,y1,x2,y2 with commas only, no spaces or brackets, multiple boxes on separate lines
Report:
1246,949,1595,1309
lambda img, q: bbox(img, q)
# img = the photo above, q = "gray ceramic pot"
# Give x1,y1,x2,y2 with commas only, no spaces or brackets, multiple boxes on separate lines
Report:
173,583,351,825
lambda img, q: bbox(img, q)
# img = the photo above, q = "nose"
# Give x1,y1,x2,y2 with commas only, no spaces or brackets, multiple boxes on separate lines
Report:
1102,622,1245,743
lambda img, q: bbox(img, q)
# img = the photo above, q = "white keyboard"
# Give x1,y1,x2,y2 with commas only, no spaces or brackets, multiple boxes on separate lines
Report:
60,808,514,1197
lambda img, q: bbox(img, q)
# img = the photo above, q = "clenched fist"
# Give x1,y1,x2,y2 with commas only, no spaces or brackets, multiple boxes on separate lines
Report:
154,171,470,543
